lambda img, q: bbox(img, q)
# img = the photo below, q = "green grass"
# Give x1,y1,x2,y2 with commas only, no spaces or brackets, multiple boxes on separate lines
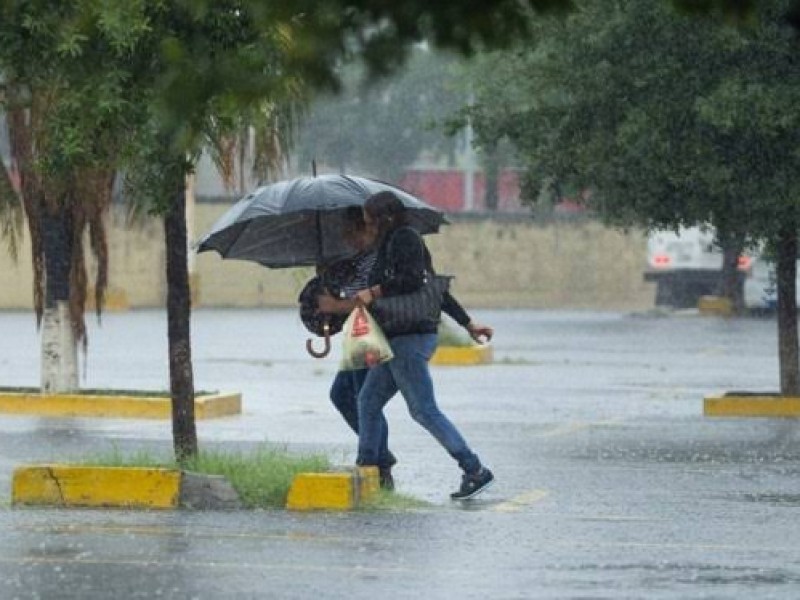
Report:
84,445,330,509
79,447,429,511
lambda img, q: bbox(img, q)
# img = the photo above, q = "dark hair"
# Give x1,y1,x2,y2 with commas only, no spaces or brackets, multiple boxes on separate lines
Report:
341,206,366,238
364,191,408,237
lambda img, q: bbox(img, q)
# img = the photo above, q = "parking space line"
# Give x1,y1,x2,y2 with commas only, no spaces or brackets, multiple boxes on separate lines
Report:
492,489,549,512
538,418,623,438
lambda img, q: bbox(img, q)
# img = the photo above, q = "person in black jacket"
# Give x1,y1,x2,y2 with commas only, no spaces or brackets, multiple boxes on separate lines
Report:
316,205,492,493
353,190,494,500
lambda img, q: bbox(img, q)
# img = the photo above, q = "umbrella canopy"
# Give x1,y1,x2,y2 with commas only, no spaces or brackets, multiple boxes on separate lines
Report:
197,174,447,268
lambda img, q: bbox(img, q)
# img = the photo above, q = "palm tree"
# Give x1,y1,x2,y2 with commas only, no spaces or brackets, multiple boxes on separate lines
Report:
2,83,114,392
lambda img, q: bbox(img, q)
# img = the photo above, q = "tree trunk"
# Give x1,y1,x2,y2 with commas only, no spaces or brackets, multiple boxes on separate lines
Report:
164,180,198,462
776,221,799,396
716,234,745,314
40,209,78,392
40,303,78,392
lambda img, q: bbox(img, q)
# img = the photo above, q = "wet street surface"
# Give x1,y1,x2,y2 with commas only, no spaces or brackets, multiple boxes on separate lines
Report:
0,308,799,598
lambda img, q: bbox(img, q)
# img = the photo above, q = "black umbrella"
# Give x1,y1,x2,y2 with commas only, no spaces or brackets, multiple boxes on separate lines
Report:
197,174,446,268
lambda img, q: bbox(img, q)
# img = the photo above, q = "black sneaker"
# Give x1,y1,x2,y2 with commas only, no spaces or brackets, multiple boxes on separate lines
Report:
379,467,395,491
450,468,494,500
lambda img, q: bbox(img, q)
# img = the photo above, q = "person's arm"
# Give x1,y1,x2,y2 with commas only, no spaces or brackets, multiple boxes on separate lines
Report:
353,227,427,306
442,291,470,327
443,291,494,344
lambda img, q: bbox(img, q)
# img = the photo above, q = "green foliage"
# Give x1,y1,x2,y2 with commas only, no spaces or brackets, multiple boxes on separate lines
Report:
183,447,330,509
468,0,800,246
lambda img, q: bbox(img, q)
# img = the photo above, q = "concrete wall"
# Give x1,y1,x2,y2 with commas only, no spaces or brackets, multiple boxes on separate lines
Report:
0,203,656,311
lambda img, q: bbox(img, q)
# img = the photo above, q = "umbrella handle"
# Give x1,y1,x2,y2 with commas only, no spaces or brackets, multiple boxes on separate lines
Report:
306,322,331,358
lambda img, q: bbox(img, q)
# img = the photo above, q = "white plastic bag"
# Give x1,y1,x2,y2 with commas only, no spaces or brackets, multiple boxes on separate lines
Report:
340,305,394,371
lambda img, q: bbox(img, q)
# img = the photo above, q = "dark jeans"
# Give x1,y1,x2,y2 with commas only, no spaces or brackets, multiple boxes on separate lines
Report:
356,333,481,475
329,368,396,469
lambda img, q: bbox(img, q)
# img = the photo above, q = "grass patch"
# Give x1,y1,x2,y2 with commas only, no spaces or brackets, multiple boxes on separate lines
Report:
185,448,329,508
84,445,330,509
360,489,433,511
437,319,474,347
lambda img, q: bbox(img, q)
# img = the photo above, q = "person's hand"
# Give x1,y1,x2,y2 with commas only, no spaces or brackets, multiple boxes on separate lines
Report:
466,321,493,344
354,287,378,306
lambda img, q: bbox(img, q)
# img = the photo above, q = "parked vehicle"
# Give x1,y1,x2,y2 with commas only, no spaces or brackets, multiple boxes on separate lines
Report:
644,226,753,308
645,226,800,311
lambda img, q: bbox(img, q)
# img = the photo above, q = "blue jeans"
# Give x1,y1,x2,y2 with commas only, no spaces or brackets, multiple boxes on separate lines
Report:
356,333,481,475
330,369,396,469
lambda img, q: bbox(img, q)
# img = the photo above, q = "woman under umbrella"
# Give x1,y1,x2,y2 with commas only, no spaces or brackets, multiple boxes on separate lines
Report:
318,191,494,500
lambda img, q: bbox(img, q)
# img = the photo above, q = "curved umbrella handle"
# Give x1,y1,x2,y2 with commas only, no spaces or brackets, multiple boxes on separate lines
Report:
306,322,331,358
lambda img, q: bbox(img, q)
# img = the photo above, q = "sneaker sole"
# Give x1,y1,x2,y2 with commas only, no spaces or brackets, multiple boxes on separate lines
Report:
450,478,494,501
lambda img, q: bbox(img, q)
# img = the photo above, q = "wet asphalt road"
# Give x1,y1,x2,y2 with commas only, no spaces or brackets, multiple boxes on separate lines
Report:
0,308,799,599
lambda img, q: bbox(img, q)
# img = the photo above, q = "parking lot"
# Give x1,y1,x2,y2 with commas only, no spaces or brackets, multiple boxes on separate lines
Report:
0,308,798,598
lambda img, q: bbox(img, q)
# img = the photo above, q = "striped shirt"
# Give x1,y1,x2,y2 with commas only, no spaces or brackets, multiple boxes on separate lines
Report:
339,251,377,298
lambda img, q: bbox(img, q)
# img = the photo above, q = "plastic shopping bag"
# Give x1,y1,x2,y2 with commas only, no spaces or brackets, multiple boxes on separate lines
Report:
340,305,394,371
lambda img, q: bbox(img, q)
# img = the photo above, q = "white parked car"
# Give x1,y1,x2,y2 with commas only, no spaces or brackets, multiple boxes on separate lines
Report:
645,226,754,308
646,226,800,311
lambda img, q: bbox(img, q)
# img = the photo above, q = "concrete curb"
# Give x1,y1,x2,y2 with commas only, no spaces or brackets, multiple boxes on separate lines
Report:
13,464,381,511
430,344,493,366
0,390,241,420
698,295,733,317
12,466,242,509
13,465,182,509
704,393,800,418
286,466,379,511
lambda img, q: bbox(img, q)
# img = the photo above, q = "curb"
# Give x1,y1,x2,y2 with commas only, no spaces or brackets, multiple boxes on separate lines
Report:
430,344,493,366
13,465,182,509
704,393,800,418
12,466,242,509
286,466,379,511
698,295,733,317
0,391,241,420
13,464,381,511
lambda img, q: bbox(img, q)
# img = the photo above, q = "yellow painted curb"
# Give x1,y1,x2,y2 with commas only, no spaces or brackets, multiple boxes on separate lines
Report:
430,344,493,366
698,295,733,316
13,465,181,509
0,391,241,420
286,466,379,511
704,394,800,418
286,472,355,510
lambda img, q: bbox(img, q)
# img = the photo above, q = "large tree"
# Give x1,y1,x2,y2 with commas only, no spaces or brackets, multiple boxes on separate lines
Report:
2,0,564,461
0,2,139,392
469,0,800,391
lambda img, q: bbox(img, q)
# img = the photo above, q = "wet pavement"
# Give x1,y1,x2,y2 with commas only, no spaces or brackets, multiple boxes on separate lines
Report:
1,308,799,599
